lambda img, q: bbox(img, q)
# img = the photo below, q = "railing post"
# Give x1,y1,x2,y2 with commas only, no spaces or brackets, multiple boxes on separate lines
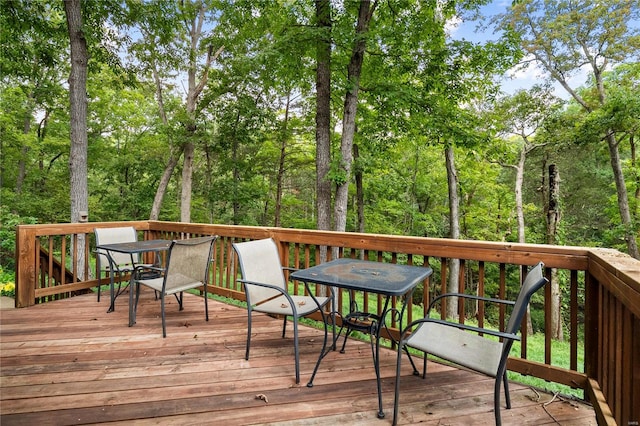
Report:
15,225,36,307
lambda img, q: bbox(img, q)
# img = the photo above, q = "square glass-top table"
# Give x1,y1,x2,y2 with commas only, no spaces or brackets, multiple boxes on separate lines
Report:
291,258,433,419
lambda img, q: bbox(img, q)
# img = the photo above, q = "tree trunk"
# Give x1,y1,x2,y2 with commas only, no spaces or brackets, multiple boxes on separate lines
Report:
315,0,332,261
232,113,241,225
180,137,195,223
607,133,639,259
179,3,221,223
515,145,533,334
515,149,526,244
150,151,180,220
632,134,639,211
445,145,459,319
64,0,89,280
354,144,365,234
547,164,563,340
333,0,375,235
149,59,180,221
274,93,291,227
180,5,201,224
16,100,33,194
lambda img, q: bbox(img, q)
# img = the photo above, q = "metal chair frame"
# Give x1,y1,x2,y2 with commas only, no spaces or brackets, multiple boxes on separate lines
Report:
232,238,332,384
393,262,548,426
134,236,217,337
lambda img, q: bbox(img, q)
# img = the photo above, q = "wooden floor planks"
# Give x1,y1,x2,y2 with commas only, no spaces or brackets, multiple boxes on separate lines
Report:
1,290,596,425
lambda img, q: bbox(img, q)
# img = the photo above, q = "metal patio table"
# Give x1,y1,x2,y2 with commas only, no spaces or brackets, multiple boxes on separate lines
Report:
96,239,171,325
291,258,433,419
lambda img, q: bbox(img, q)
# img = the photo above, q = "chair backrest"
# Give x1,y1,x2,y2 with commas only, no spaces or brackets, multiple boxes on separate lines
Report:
163,236,216,293
232,238,286,305
95,226,139,269
505,262,548,335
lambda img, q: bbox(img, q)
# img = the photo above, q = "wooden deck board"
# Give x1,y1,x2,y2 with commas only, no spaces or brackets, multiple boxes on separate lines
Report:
1,291,596,425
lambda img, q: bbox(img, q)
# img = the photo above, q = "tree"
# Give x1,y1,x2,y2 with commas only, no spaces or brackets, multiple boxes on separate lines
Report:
489,87,563,338
123,0,222,223
124,0,183,221
315,0,332,237
332,0,377,234
491,86,557,245
179,1,222,223
64,0,89,278
505,0,640,258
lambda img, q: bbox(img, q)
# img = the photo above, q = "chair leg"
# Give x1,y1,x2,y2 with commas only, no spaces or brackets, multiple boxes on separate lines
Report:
204,289,209,322
133,280,141,323
174,292,184,311
282,316,287,338
245,310,252,360
97,272,102,302
422,353,427,378
503,371,511,409
161,293,167,338
494,375,502,426
96,257,103,302
292,316,300,384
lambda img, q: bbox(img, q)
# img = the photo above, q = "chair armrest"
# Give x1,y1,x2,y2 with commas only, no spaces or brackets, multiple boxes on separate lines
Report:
427,292,515,313
237,278,289,294
402,317,521,342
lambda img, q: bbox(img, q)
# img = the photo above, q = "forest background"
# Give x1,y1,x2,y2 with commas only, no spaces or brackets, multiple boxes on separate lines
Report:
1,0,639,326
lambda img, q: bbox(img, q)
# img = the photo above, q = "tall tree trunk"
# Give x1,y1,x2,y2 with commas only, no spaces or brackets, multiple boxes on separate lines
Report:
547,164,563,340
149,59,181,221
315,0,332,261
181,135,195,223
607,133,639,258
515,145,534,334
180,4,203,223
179,3,221,223
232,111,241,225
333,0,374,235
354,144,365,234
445,145,459,319
150,152,180,220
515,149,526,244
274,93,291,227
64,0,89,280
632,135,639,212
16,99,34,195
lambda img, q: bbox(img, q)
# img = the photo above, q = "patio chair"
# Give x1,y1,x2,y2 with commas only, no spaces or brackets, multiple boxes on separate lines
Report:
392,261,548,426
232,238,332,384
95,226,156,311
133,236,217,337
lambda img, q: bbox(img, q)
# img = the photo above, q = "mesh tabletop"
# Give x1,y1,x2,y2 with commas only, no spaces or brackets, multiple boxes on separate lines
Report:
291,258,432,296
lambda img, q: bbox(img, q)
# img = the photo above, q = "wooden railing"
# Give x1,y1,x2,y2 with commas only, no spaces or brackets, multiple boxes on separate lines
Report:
14,221,640,426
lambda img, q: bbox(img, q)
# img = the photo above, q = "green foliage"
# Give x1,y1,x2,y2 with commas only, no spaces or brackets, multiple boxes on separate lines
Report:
0,207,37,273
1,0,637,260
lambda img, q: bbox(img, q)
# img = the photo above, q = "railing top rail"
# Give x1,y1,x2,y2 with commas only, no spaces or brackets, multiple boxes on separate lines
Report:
17,220,595,270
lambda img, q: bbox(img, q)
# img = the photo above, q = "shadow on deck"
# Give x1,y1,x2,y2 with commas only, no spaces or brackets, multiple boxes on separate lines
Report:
0,291,596,425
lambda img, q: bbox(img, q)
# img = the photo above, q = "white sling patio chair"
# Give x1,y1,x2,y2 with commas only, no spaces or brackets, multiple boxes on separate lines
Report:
133,236,217,337
232,238,332,384
393,261,548,426
95,226,156,312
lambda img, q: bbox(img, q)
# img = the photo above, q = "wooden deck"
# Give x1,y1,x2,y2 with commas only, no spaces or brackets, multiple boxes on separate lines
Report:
1,291,596,425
